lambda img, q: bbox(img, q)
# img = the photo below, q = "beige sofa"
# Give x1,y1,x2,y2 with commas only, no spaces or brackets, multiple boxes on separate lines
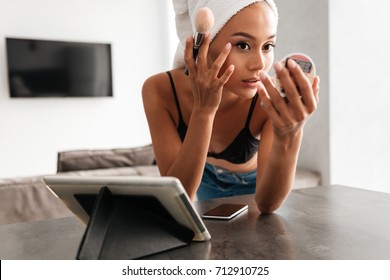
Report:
0,144,320,226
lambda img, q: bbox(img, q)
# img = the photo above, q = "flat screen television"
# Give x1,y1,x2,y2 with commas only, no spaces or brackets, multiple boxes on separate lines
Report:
5,38,113,98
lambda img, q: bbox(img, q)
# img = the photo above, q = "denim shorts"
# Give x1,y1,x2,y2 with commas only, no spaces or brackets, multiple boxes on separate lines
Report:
196,162,257,200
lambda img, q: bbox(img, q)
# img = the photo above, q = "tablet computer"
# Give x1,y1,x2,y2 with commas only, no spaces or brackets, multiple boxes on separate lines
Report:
43,175,210,241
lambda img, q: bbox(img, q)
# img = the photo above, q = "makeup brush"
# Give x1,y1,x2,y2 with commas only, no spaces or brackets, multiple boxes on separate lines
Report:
185,7,214,75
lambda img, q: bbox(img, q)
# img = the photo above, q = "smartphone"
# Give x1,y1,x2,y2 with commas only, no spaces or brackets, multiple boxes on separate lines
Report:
202,204,248,220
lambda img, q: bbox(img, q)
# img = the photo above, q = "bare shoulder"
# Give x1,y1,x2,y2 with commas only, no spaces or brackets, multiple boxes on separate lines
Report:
142,69,189,111
142,72,173,116
142,72,169,99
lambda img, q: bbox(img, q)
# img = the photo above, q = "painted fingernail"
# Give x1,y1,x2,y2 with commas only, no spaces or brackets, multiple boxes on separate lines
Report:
225,42,232,49
274,62,282,72
228,64,235,72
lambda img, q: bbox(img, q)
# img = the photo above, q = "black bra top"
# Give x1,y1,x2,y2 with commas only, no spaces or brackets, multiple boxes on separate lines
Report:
166,71,260,164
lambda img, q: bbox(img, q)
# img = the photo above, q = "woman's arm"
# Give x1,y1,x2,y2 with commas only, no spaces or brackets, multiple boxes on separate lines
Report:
255,58,320,213
142,79,214,199
142,34,234,200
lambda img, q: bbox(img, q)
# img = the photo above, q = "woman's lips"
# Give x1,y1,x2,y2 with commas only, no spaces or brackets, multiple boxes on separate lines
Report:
242,79,260,88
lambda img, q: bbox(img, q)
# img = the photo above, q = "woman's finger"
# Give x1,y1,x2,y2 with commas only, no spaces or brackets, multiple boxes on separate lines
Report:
258,83,276,115
196,32,211,73
218,64,235,85
260,70,290,118
312,76,320,103
211,42,233,78
285,59,316,112
184,35,196,76
274,60,305,111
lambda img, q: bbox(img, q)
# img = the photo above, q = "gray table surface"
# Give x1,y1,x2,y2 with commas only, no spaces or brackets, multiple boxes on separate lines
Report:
1,185,390,260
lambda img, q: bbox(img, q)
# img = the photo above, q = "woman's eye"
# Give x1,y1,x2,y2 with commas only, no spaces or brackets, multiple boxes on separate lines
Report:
235,42,250,50
263,43,276,51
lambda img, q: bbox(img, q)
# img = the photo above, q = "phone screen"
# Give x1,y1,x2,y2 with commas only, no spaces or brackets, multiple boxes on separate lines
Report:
202,204,248,220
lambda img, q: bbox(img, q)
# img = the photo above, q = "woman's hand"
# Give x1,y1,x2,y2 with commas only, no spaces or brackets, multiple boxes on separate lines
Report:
257,58,320,140
184,33,235,113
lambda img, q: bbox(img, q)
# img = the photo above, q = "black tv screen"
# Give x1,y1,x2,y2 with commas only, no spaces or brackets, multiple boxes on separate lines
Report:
6,38,113,98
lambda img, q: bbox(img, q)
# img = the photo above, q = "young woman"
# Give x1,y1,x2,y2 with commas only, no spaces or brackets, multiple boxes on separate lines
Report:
142,0,319,213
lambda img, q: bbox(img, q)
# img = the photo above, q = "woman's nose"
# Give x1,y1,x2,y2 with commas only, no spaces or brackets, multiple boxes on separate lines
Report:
248,51,265,71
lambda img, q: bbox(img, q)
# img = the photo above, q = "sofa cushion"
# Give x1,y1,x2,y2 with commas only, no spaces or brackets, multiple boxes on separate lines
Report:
0,165,161,226
57,144,155,172
0,176,73,225
58,165,160,177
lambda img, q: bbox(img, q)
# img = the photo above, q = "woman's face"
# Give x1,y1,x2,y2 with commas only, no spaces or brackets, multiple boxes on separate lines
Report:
209,2,278,98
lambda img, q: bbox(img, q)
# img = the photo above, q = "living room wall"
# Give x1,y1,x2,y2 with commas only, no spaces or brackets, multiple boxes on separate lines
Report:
277,0,390,193
0,0,171,177
329,0,390,193
275,0,330,186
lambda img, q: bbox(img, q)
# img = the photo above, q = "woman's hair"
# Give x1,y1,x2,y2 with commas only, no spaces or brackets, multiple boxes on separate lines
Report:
172,0,278,68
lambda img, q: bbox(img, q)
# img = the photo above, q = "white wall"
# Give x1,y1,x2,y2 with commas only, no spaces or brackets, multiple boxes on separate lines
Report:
275,0,390,194
275,0,330,186
330,0,390,193
0,0,170,177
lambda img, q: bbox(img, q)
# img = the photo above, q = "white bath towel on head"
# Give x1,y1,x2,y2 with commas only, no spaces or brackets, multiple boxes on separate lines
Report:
172,0,278,68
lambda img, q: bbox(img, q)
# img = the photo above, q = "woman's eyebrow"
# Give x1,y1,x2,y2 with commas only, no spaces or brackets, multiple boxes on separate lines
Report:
232,32,276,40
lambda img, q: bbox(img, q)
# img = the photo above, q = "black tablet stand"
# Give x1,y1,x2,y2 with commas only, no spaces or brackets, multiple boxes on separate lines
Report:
74,187,195,260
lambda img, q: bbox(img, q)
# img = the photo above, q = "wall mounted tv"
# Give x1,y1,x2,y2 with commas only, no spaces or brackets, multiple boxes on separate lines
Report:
6,38,113,98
